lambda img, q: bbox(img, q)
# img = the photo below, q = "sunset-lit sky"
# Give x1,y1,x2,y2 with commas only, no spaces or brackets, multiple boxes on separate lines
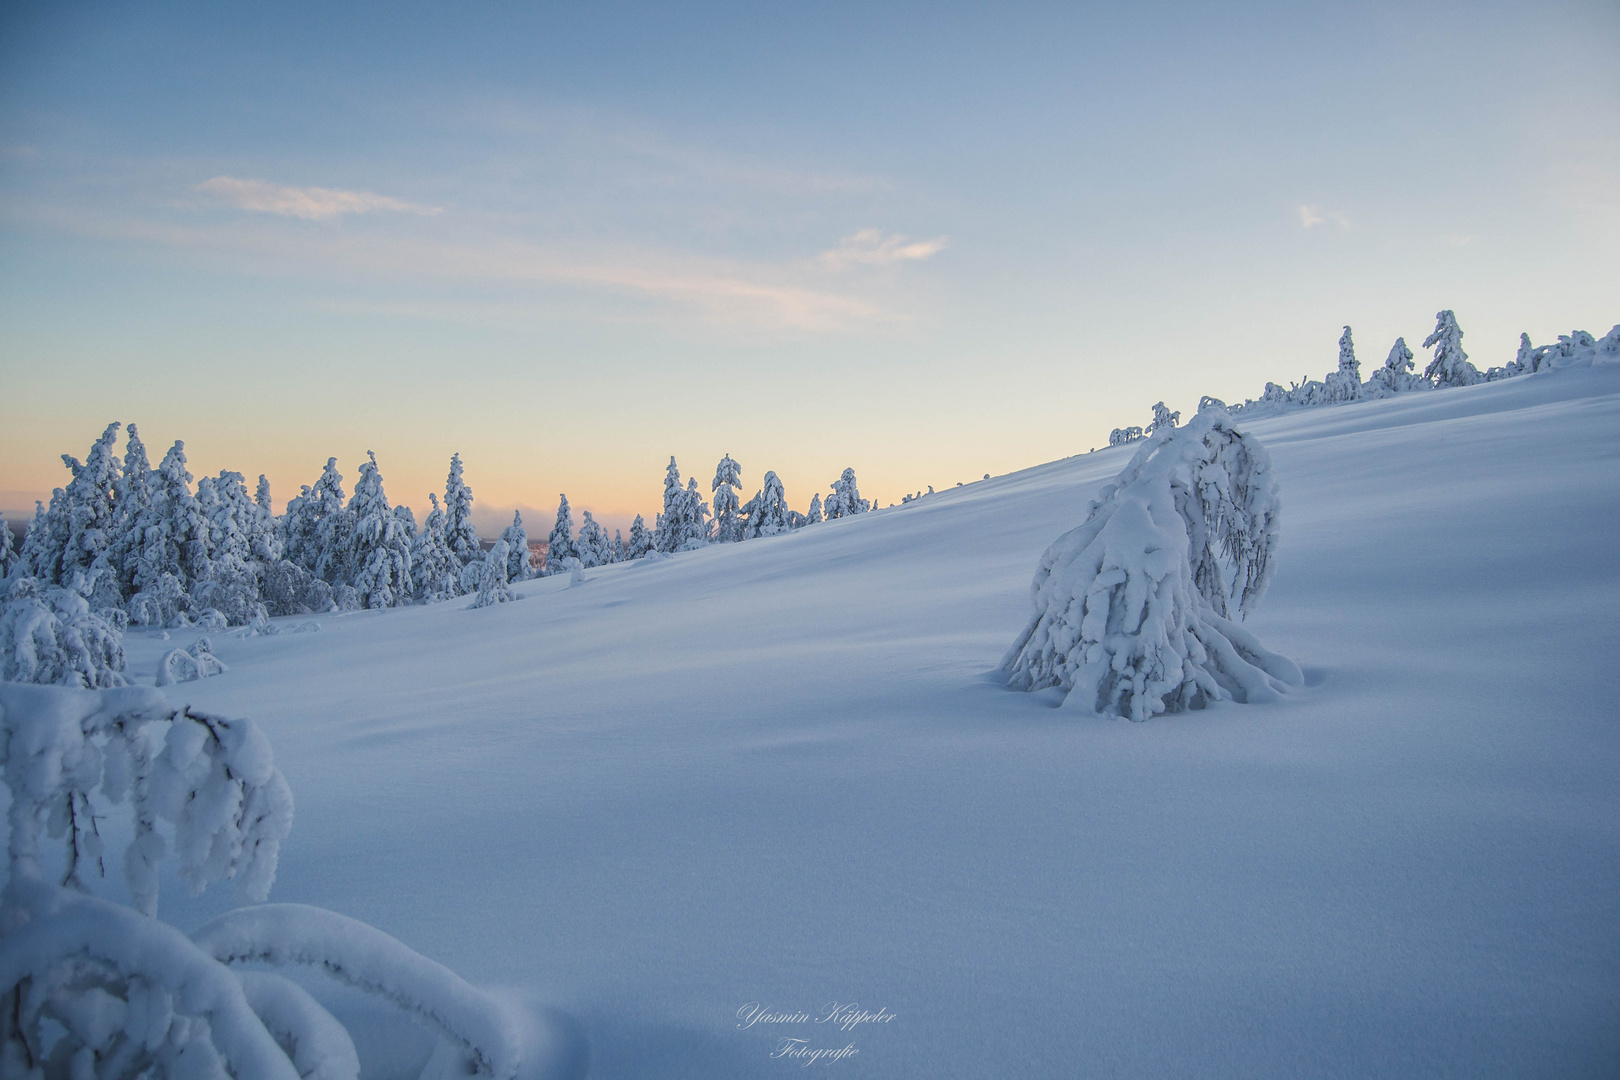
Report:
3,1,1616,535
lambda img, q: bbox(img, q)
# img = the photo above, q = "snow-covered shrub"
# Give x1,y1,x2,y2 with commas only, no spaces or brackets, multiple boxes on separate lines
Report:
1109,426,1145,447
0,684,570,1080
1000,409,1303,720
260,559,334,617
156,637,229,686
0,577,126,688
1147,402,1180,434
126,572,189,629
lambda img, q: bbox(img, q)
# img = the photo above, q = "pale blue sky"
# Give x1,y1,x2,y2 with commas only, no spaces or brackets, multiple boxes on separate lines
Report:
2,0,1615,532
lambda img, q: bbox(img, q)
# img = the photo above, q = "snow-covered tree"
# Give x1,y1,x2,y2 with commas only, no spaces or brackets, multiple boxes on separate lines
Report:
1147,402,1180,434
192,471,266,626
611,529,626,563
1324,325,1362,403
805,493,823,525
347,452,413,609
1000,409,1302,720
56,423,124,589
409,492,461,602
442,453,482,569
500,511,533,581
108,424,155,596
682,477,710,548
0,576,127,688
0,516,16,579
742,470,790,538
1364,336,1426,397
1422,309,1480,388
1109,427,1145,447
250,474,282,562
823,468,868,520
711,454,744,543
656,458,686,553
627,514,654,559
468,539,515,608
546,494,578,574
575,511,611,568
309,458,355,586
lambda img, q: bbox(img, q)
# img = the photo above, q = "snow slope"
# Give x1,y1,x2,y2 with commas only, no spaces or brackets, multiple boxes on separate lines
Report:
125,365,1620,1078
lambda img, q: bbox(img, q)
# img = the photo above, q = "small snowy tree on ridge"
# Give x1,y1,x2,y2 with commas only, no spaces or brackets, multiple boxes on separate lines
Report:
1422,309,1480,388
1000,408,1303,720
711,454,744,543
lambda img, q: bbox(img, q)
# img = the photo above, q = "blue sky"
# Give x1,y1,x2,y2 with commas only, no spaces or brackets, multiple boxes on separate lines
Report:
3,0,1615,533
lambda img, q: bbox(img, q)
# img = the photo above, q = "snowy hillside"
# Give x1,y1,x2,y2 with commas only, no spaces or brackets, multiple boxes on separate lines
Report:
89,364,1620,1077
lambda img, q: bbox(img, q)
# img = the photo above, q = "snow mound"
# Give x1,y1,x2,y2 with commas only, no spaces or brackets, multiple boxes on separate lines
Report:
1000,408,1302,719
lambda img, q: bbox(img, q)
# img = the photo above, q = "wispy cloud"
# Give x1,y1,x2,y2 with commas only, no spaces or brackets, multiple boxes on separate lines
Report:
13,204,893,331
1297,204,1350,231
196,176,440,220
818,228,948,269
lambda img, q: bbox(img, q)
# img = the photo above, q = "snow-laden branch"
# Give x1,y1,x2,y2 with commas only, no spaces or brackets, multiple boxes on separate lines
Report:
237,971,361,1080
192,904,528,1079
0,877,300,1080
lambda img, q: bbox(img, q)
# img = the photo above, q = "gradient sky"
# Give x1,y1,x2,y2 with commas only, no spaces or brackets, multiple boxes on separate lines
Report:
2,0,1616,535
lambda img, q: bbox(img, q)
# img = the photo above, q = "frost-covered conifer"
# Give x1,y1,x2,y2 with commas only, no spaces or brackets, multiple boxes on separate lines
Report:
500,511,532,581
682,477,710,548
611,529,626,563
657,458,686,553
56,423,124,586
409,492,461,602
0,516,16,579
1000,410,1302,720
1422,310,1480,388
627,514,654,559
125,441,212,625
108,425,154,594
1364,336,1424,396
1147,403,1180,434
805,493,823,525
546,495,578,574
469,539,515,608
712,454,744,543
1109,427,1145,447
442,453,482,569
824,468,868,519
346,452,413,609
252,475,282,562
192,471,266,626
1324,326,1362,403
576,511,611,568
308,458,355,587
743,470,790,537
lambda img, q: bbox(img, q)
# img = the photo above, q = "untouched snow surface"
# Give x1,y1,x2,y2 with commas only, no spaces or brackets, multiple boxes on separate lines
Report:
124,366,1620,1078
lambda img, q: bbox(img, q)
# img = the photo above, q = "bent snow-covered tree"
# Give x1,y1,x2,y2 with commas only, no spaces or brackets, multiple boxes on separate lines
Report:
0,681,580,1080
1422,309,1480,388
1000,409,1303,720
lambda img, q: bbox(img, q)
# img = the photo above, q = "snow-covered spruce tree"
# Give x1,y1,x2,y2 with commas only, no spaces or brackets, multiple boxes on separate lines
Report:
0,683,567,1080
306,458,355,588
0,517,16,579
1324,325,1362,403
1422,309,1480,388
711,454,744,543
742,471,790,538
1146,402,1180,434
19,487,70,587
58,423,124,588
251,475,282,564
682,478,710,548
500,512,533,582
1000,409,1302,720
469,539,515,608
125,442,214,627
575,511,610,568
0,575,127,688
192,471,267,626
409,493,461,603
805,493,823,526
1108,427,1145,447
610,529,626,563
1365,337,1426,397
545,495,578,575
627,514,654,559
107,425,155,598
824,468,868,520
656,458,685,553
347,452,413,609
443,453,483,571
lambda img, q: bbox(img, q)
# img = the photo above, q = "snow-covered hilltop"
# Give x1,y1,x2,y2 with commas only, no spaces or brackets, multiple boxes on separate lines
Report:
5,345,1620,1077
